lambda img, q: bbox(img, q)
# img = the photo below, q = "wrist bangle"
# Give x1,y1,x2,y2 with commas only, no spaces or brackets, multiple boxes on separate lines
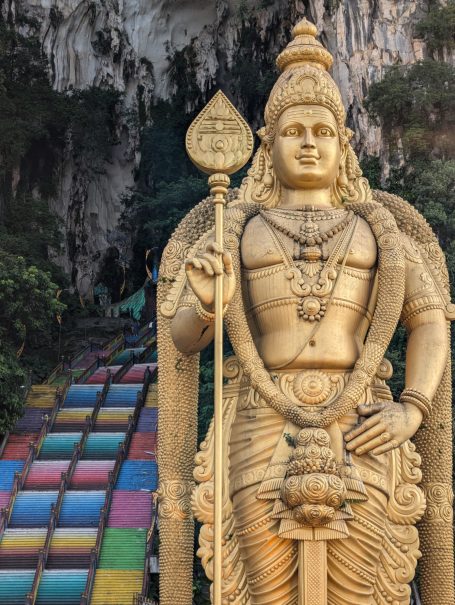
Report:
194,300,228,323
399,388,432,418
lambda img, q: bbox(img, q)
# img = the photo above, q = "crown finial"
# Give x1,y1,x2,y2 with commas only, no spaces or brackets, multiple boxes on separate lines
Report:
276,17,333,73
292,17,318,38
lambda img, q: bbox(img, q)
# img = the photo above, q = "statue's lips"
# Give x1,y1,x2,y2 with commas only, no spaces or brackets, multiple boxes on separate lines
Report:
297,156,319,165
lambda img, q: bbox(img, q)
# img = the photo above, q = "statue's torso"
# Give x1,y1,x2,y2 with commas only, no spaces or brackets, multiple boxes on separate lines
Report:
240,210,377,370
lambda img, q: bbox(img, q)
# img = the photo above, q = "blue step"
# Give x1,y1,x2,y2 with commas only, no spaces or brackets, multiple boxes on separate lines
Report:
136,408,158,432
59,491,106,526
0,570,33,604
10,491,58,527
37,570,88,604
10,490,105,527
115,461,157,491
39,433,83,460
104,385,141,408
64,385,102,408
0,461,25,490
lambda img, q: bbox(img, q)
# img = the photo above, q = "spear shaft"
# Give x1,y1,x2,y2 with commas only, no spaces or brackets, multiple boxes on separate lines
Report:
210,174,230,605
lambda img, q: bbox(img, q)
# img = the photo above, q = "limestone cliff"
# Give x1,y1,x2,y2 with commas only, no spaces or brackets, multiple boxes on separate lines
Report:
8,0,448,292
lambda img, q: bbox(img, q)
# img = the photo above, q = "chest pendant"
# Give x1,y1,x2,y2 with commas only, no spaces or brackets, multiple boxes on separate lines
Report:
260,210,356,322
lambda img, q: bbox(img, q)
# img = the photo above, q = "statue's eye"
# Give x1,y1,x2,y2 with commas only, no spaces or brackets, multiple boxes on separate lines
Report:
284,127,299,137
318,127,333,137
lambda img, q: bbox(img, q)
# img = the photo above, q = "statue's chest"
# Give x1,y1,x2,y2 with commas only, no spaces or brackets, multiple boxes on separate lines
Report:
240,213,377,323
240,213,377,271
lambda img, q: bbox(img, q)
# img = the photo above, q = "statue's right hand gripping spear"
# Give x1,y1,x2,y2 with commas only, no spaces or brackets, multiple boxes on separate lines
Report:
185,90,253,605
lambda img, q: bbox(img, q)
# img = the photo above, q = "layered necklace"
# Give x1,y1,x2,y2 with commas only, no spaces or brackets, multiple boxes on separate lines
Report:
260,207,356,322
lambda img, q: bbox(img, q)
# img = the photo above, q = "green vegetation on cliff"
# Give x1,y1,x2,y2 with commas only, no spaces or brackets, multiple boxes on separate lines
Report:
362,4,455,398
0,10,122,430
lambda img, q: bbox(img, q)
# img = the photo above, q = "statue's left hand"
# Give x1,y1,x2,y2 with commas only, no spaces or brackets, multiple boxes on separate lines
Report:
344,401,423,456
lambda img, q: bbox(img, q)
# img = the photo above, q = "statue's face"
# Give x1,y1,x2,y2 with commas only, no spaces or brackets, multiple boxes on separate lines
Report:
271,105,341,190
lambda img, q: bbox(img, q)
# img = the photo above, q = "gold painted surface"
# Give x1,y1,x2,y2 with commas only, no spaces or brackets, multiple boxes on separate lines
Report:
158,16,453,605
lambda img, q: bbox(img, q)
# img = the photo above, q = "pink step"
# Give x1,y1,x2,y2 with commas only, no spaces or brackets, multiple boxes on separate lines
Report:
107,490,152,528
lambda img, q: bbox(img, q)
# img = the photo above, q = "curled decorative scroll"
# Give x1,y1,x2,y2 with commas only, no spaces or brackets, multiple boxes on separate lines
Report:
157,480,194,520
387,445,426,526
423,483,454,524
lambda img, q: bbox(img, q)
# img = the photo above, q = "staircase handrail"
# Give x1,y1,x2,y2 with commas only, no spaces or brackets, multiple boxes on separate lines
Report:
112,354,136,384
136,327,154,347
0,431,10,458
45,361,64,385
46,340,92,384
137,342,155,365
80,378,151,605
103,331,124,351
75,356,104,385
104,338,126,366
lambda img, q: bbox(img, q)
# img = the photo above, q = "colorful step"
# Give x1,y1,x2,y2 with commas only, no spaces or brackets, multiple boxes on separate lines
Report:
39,433,83,460
90,569,143,605
0,528,97,569
15,408,52,433
94,408,134,432
10,490,105,527
25,385,58,408
0,461,25,490
98,528,146,569
64,385,102,408
127,432,156,461
82,433,126,460
70,461,115,490
36,569,88,603
108,491,153,529
119,363,157,384
104,384,142,408
1,434,38,460
136,407,158,432
53,409,93,431
47,528,97,569
24,461,70,490
0,528,46,569
110,348,146,365
115,461,157,491
86,366,121,384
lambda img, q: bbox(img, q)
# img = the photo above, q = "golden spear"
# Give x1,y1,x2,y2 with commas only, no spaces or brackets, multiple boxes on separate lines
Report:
186,90,253,605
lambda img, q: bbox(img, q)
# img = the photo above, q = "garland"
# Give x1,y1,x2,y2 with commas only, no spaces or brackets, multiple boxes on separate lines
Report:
223,200,405,428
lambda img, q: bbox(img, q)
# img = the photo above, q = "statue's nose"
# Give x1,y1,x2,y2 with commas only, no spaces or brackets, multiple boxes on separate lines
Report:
301,127,316,148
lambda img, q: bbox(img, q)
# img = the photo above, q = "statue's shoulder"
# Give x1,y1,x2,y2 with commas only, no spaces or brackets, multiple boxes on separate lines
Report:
372,189,453,315
372,189,437,247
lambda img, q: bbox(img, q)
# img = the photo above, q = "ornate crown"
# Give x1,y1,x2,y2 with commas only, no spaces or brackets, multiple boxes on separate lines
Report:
264,18,348,140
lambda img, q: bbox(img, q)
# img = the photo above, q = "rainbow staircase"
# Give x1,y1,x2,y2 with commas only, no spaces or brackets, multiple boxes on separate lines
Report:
0,328,158,604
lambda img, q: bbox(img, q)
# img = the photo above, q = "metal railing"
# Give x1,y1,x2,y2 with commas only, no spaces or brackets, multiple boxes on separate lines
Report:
112,355,136,384
75,356,105,385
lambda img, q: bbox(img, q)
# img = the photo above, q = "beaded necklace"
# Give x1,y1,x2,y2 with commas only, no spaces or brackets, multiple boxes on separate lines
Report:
265,206,348,221
260,209,354,264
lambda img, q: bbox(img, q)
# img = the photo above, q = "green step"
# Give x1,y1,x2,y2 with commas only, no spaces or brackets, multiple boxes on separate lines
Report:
98,528,146,570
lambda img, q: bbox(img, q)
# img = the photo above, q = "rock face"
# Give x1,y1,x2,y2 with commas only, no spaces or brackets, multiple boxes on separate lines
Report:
14,0,441,291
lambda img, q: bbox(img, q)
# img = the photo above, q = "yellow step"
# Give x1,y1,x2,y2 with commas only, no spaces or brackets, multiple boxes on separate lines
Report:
90,570,143,604
26,385,58,408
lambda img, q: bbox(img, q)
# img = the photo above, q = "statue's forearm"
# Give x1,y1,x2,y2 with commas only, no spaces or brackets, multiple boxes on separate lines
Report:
171,306,214,354
404,309,448,401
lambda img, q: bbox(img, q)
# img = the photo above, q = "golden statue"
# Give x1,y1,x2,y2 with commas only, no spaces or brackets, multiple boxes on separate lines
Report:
157,18,454,605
